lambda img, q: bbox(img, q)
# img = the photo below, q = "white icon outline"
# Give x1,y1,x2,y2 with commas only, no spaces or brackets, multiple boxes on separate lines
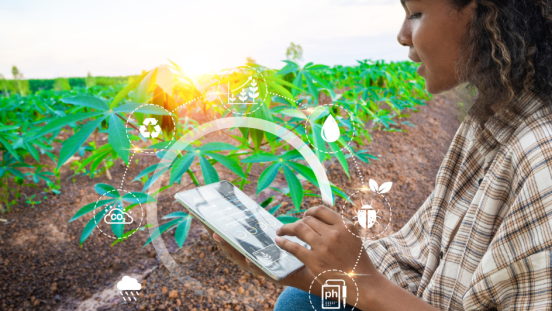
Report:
321,114,340,143
322,279,347,309
354,199,381,229
104,208,134,225
117,276,141,302
227,77,260,105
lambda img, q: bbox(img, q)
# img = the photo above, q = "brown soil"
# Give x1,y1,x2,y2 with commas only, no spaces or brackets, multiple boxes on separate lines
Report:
0,91,461,311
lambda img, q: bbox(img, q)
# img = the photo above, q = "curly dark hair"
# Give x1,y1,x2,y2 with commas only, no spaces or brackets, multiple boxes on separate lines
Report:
449,0,552,129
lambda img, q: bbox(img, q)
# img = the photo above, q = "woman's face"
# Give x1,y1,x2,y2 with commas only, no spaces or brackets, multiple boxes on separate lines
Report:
398,0,476,94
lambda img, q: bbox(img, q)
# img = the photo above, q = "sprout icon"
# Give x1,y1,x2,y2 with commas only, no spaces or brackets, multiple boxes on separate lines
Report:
239,89,249,102
248,79,259,102
228,77,260,105
104,208,134,224
368,179,392,194
139,118,162,138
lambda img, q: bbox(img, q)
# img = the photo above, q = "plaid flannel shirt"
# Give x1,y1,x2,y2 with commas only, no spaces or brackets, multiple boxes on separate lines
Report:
364,90,552,310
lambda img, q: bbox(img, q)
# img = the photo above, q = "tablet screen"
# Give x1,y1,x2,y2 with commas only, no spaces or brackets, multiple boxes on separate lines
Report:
175,181,307,280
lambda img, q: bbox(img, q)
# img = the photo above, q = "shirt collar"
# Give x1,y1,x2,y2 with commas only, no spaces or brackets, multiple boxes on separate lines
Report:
472,89,545,157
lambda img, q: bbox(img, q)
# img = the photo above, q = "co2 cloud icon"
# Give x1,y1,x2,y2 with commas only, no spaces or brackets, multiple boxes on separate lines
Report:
104,208,134,224
117,276,141,291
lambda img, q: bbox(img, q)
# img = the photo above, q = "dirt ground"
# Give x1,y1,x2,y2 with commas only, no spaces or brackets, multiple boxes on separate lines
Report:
0,90,461,311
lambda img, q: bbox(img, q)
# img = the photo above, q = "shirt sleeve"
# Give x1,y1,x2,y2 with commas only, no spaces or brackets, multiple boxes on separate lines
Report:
364,191,435,294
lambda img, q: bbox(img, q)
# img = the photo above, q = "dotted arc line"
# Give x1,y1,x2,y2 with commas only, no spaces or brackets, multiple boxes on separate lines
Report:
170,93,208,114
114,67,377,273
119,153,135,190
351,245,365,273
347,145,365,187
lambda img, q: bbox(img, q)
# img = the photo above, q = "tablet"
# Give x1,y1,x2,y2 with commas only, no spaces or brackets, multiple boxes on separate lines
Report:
174,180,308,281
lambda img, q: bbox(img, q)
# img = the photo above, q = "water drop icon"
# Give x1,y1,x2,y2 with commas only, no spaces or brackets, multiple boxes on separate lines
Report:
321,114,340,142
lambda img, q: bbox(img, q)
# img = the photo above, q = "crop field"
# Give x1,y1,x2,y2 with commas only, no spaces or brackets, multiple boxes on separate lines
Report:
0,59,462,310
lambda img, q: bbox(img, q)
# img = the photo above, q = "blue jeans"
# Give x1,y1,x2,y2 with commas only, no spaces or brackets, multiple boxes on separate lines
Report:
274,287,357,311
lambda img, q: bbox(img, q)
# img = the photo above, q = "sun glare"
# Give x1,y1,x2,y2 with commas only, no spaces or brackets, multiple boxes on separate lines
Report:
177,53,214,78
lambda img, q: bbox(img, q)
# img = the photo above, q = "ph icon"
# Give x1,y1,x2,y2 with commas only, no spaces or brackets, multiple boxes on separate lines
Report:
321,279,347,309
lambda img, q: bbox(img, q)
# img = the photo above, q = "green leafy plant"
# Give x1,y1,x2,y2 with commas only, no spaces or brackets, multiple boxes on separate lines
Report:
68,183,155,246
24,194,41,207
62,60,429,247
0,59,430,250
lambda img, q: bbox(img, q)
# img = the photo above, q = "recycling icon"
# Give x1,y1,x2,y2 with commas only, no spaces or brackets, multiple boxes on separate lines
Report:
139,118,162,138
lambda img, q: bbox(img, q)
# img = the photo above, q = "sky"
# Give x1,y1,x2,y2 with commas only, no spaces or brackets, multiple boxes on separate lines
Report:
0,0,408,79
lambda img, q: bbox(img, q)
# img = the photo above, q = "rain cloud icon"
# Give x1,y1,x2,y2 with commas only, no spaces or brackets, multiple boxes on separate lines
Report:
117,276,141,291
104,208,134,224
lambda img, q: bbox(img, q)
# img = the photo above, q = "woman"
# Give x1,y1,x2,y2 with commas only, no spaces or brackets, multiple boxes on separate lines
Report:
205,0,552,309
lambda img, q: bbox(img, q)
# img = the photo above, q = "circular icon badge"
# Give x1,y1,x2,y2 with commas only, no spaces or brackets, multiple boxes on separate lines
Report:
341,179,393,242
303,104,357,155
308,269,359,310
91,189,144,240
124,103,177,154
216,65,269,116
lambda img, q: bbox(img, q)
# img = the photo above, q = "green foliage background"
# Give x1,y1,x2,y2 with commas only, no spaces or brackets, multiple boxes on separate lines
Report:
0,75,138,95
0,59,430,248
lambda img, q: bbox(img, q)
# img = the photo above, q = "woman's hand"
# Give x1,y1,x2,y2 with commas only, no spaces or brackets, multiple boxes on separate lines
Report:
274,206,441,311
275,205,377,288
202,207,439,311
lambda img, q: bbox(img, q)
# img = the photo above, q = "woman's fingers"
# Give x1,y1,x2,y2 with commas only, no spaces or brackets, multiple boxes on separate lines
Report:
304,205,341,225
276,218,322,245
275,236,310,263
300,215,331,235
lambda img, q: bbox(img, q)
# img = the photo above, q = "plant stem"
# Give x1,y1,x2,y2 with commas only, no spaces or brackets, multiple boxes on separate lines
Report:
221,131,254,150
259,122,303,147
116,113,140,131
201,101,255,151
240,163,253,190
187,169,200,186
104,161,112,180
